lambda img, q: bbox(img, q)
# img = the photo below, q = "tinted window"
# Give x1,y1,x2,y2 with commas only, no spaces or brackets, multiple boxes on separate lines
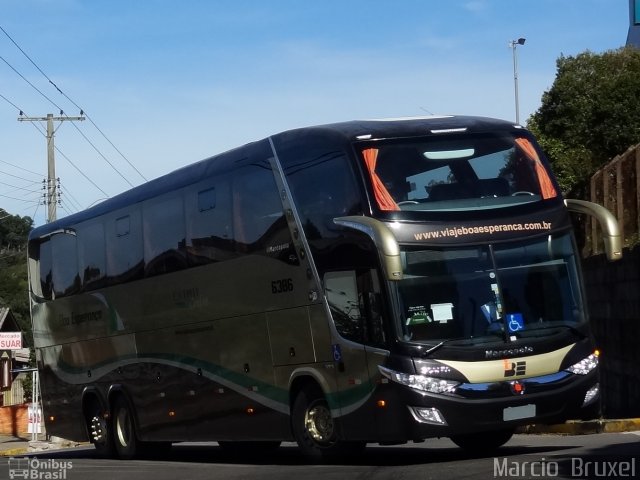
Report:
325,269,387,347
106,210,144,283
51,233,79,297
38,240,53,300
232,165,284,253
186,179,234,265
285,151,362,239
325,271,363,343
197,187,216,212
116,216,130,236
77,222,106,291
143,194,187,276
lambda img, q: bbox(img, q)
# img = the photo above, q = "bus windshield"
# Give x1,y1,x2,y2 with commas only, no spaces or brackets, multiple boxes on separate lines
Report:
360,132,558,212
397,232,584,344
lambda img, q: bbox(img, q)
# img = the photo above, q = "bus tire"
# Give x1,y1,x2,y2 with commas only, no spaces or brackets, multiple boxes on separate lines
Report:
292,386,365,461
450,428,515,453
86,400,114,458
111,395,140,459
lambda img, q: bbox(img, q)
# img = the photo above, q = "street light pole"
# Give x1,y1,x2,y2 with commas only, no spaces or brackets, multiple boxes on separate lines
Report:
509,37,526,124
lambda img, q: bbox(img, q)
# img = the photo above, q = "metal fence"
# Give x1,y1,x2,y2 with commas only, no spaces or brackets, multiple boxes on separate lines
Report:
586,143,640,256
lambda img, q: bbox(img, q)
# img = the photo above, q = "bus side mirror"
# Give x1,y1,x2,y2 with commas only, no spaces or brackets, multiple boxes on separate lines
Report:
333,216,403,281
565,199,623,262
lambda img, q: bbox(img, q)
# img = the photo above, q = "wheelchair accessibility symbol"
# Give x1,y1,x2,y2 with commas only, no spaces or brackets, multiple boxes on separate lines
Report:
507,313,524,333
332,344,342,362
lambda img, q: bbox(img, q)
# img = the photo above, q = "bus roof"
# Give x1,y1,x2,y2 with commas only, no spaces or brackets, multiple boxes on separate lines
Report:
276,115,519,142
29,115,522,240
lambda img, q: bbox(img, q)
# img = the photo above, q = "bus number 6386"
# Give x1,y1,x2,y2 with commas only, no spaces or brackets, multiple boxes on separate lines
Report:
271,278,294,294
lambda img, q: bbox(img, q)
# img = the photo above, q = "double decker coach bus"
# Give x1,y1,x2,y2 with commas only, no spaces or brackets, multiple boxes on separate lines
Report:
27,116,621,460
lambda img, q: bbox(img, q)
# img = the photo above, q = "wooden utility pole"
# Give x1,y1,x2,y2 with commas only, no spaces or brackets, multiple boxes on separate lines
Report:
18,113,85,223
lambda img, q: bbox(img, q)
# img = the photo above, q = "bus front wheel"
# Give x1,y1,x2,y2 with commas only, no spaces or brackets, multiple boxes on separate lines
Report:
292,386,365,461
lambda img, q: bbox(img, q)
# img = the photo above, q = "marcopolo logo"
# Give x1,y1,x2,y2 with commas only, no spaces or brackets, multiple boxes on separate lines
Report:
8,457,73,479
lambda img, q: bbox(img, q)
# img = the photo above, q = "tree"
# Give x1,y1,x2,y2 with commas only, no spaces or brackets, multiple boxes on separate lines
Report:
0,209,33,343
528,47,640,197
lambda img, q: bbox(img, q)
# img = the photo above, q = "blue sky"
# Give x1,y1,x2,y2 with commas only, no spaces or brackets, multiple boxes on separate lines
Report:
0,0,630,226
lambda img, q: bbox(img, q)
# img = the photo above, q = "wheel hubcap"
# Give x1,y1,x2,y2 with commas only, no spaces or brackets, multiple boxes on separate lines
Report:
90,415,106,443
115,408,131,447
304,402,334,444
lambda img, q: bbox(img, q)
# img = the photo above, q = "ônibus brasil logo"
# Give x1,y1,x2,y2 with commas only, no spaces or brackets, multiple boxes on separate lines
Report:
8,457,73,479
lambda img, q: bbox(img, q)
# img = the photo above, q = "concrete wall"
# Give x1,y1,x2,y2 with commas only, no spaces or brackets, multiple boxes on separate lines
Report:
583,247,640,418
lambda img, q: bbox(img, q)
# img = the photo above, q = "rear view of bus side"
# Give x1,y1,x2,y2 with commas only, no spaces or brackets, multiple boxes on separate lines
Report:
27,116,621,460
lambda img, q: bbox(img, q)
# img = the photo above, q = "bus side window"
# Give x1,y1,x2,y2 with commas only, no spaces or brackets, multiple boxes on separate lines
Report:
362,270,387,348
143,194,187,276
77,222,106,291
106,210,144,284
285,151,363,240
325,271,364,343
36,240,53,300
232,165,284,254
186,179,235,265
325,269,388,347
51,233,80,298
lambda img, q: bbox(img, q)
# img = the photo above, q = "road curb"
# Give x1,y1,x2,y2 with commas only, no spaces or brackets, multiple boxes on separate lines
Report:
0,447,29,457
518,418,640,435
0,440,87,457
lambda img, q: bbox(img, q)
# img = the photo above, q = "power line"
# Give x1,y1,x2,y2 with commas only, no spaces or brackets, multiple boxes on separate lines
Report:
0,91,22,113
1,55,134,189
30,200,41,222
0,54,63,112
0,93,112,205
58,183,83,212
54,145,110,198
0,180,42,194
0,191,40,203
68,121,135,188
59,198,79,215
0,159,42,178
18,114,86,222
0,23,148,183
0,168,41,184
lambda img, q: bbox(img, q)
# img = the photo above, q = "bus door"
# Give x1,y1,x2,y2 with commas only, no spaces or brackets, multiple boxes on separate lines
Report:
323,268,389,440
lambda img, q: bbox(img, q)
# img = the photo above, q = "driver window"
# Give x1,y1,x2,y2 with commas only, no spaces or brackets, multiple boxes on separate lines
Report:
325,271,362,343
324,269,387,347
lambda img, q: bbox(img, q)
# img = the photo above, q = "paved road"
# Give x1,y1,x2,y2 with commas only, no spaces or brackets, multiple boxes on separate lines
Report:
1,432,638,480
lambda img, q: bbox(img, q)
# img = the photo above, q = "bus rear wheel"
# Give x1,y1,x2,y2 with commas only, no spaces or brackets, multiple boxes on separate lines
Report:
112,396,140,459
86,401,114,458
292,386,365,461
450,428,515,453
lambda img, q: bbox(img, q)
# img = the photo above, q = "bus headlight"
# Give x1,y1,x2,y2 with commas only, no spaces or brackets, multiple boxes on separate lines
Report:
379,366,459,394
566,353,599,375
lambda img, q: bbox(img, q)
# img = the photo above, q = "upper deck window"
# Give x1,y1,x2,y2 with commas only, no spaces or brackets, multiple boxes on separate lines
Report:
360,132,558,212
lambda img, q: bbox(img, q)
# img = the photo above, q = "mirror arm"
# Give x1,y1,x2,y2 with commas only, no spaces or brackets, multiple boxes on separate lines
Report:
565,199,622,261
334,216,403,280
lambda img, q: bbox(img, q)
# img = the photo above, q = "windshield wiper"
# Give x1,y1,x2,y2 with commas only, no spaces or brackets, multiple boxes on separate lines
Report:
424,340,449,356
518,323,587,339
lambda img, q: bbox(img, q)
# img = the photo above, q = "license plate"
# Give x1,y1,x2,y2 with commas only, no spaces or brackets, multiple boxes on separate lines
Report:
503,404,536,421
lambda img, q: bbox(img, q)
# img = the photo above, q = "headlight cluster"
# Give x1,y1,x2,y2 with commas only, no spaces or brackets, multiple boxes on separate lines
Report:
379,366,459,394
566,352,599,375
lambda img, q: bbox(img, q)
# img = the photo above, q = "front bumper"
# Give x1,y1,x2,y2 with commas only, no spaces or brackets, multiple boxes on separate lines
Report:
371,368,598,441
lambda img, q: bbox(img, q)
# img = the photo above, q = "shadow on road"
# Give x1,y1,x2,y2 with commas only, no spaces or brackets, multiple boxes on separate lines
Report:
27,442,582,467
